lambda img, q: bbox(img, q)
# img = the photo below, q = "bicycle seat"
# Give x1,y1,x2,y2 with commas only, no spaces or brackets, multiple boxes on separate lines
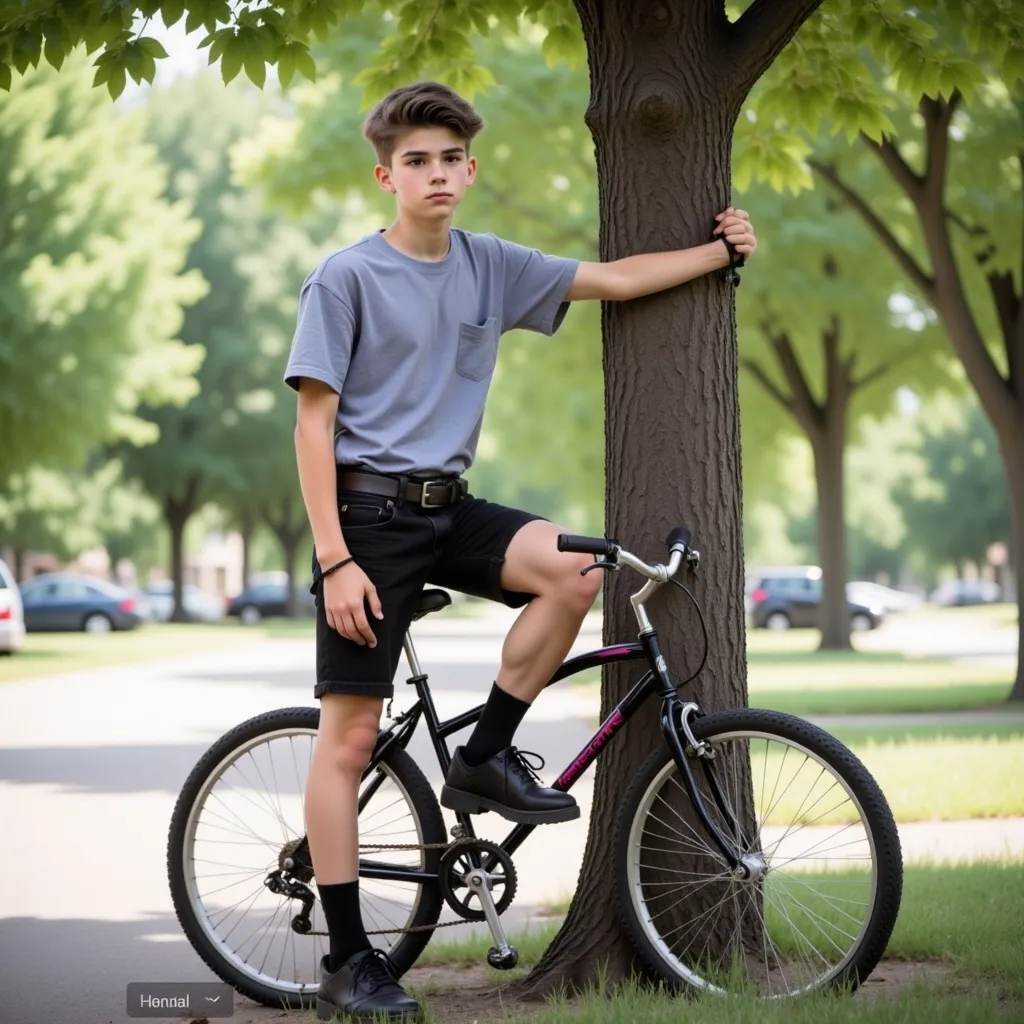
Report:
411,589,452,621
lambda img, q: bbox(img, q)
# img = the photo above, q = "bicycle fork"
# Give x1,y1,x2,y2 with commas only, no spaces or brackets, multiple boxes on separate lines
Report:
644,627,764,881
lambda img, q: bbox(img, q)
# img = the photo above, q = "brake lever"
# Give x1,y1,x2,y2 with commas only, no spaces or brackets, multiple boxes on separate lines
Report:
581,559,620,576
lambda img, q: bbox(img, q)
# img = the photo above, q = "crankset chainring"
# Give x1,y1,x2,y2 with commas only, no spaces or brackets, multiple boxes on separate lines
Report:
438,839,517,921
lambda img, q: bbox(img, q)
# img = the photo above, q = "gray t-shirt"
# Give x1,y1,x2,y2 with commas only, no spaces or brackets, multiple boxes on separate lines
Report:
283,227,579,476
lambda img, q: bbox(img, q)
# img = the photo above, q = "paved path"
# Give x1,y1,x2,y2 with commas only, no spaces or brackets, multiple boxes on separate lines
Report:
0,621,1020,1024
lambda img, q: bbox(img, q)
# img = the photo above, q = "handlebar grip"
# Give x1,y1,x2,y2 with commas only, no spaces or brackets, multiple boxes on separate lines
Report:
666,526,692,553
557,534,618,557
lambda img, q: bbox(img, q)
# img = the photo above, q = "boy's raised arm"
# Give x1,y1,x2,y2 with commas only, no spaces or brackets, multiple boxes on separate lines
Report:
566,207,756,302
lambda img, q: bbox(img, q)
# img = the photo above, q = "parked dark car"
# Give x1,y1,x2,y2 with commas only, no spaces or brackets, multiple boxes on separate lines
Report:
18,572,144,633
226,581,316,625
749,571,885,632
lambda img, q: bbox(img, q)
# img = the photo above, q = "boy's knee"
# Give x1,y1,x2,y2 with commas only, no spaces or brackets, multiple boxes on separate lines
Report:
317,696,382,775
560,554,602,613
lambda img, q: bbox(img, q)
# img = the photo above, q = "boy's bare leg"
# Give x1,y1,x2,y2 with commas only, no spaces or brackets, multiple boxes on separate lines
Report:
305,694,380,973
496,520,602,700
443,521,600,821
305,693,382,883
307,692,423,1018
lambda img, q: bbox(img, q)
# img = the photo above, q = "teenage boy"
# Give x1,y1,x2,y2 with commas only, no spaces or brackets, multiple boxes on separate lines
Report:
284,80,755,1023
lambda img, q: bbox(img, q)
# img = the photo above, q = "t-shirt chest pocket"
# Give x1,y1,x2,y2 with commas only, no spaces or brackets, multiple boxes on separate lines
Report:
456,316,499,382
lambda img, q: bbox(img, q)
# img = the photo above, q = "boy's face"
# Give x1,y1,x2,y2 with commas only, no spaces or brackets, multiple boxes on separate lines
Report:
375,126,476,218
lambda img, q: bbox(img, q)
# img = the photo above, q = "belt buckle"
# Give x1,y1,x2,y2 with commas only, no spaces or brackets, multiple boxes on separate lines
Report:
419,479,453,508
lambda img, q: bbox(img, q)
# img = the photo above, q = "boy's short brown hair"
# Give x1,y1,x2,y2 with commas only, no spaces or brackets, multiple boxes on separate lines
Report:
362,81,485,166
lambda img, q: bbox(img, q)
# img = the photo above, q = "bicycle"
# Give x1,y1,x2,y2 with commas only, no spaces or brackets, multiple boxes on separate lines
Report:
167,525,903,1008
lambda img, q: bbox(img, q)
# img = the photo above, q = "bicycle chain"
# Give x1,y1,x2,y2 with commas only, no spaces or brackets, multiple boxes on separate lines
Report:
300,839,482,937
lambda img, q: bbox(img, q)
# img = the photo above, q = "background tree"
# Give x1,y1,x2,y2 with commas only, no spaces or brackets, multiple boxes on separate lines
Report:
0,469,100,580
0,56,205,487
115,74,321,620
737,175,949,647
739,4,1024,696
893,394,1013,584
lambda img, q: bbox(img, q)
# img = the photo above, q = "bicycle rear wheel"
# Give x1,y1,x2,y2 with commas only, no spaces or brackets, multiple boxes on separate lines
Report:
167,707,445,1008
614,707,902,998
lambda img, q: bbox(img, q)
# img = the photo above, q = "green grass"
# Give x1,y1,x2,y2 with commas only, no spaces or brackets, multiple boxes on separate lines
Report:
573,640,1016,714
409,861,1024,1022
762,733,1024,821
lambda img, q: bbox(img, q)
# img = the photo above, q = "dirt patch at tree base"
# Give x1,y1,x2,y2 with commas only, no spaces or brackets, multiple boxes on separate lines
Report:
218,959,952,1024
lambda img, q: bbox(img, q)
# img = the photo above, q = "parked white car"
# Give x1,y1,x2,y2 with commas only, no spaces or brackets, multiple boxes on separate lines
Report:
0,558,26,654
142,580,225,623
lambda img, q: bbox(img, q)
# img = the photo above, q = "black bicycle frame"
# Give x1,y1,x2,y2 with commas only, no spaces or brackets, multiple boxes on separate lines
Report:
357,630,745,886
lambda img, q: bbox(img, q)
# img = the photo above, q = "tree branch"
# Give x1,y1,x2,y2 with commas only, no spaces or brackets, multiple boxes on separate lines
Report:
921,90,962,203
729,0,825,93
740,356,793,414
852,343,926,391
769,327,823,437
861,134,924,204
809,159,935,300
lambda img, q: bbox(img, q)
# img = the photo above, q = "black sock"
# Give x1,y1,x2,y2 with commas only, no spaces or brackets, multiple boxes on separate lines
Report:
319,880,371,972
462,682,531,767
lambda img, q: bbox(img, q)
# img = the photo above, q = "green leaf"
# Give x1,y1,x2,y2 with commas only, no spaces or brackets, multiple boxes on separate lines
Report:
221,36,243,84
42,19,65,71
107,64,127,101
276,45,297,89
124,42,145,84
13,27,43,75
295,46,316,83
243,46,266,89
0,63,11,91
162,0,186,29
185,7,206,34
470,9,491,36
138,38,169,59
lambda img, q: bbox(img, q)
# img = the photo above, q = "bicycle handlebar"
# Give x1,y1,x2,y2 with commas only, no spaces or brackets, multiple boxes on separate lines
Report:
557,525,694,582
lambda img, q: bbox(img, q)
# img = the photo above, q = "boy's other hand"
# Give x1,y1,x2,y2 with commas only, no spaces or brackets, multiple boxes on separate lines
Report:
324,562,384,647
713,207,757,258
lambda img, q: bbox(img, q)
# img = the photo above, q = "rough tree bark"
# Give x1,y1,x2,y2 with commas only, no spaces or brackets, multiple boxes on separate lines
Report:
811,92,1024,700
520,0,825,996
164,476,200,623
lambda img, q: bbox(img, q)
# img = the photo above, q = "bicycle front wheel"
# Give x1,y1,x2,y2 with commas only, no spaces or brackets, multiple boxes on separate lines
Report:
614,708,903,998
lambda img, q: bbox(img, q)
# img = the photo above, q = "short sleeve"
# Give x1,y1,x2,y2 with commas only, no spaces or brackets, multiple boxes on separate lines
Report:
494,237,579,336
283,281,356,394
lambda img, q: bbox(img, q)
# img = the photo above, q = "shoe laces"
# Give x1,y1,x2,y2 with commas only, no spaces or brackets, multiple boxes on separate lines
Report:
507,747,546,787
353,948,399,993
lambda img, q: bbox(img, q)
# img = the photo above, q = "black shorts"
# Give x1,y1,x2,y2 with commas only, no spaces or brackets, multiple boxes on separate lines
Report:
311,483,546,699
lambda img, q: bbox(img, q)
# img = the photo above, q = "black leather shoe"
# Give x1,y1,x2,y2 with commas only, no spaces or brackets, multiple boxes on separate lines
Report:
316,948,422,1022
440,746,580,824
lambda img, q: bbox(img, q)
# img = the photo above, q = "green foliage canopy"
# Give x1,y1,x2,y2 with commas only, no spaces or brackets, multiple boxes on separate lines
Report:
0,57,206,486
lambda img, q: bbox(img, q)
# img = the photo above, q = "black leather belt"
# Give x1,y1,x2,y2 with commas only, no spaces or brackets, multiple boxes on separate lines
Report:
338,469,468,508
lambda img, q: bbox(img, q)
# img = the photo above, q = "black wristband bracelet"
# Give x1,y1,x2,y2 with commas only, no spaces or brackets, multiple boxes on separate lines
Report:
714,232,744,287
318,556,355,582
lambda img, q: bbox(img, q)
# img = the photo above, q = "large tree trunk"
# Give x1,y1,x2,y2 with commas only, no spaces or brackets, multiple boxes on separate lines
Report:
164,477,200,623
521,0,824,996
